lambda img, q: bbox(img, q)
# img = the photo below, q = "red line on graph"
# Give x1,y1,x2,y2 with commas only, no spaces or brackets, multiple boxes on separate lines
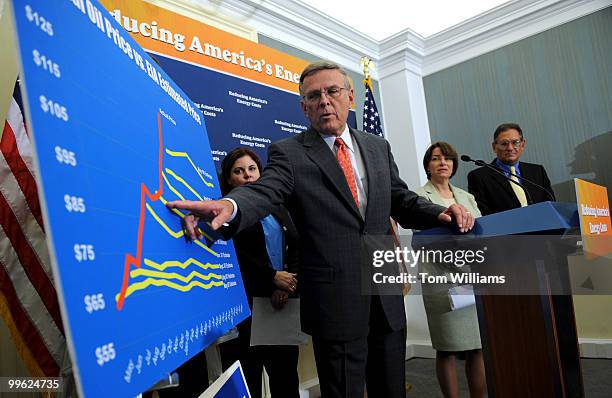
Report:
117,113,163,310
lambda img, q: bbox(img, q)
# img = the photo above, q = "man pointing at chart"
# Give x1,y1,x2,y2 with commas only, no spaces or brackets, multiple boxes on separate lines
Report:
167,61,474,398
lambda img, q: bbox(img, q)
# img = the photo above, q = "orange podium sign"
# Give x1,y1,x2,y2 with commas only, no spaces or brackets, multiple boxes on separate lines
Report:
574,178,611,258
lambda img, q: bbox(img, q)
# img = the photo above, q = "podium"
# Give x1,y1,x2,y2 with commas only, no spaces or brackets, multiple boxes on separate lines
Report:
414,202,583,397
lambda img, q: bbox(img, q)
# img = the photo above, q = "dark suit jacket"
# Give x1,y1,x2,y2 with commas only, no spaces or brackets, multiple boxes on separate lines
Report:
227,127,445,340
232,205,298,306
467,159,555,216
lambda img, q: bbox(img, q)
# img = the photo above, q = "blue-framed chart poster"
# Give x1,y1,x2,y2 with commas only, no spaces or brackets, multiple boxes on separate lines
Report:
9,1,249,397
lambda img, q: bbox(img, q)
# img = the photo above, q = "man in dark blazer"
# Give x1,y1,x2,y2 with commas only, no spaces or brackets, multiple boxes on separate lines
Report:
468,123,555,216
167,61,474,398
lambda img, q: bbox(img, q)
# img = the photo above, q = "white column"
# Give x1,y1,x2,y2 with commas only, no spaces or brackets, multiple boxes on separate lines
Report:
378,69,431,188
377,45,434,355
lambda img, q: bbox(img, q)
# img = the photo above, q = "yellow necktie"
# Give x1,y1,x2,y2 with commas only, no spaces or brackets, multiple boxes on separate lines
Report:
510,165,528,207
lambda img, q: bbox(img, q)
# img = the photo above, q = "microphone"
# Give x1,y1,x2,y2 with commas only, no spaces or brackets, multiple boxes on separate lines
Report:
461,155,533,204
461,155,486,166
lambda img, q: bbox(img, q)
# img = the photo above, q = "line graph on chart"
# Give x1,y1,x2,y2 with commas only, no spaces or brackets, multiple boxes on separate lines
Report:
116,113,225,310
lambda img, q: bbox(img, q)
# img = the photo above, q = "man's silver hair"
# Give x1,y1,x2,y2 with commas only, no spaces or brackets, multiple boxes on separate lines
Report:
299,61,352,95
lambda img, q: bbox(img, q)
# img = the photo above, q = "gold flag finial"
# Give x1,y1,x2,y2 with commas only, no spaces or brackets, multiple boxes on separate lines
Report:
360,56,375,81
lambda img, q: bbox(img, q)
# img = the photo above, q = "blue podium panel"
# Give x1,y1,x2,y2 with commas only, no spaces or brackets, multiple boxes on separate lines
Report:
10,1,249,397
414,202,579,240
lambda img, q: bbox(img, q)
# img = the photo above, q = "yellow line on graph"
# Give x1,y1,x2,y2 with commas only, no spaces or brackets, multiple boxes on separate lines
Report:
154,197,219,243
165,167,203,201
130,268,222,283
158,195,185,217
194,239,217,253
143,258,220,271
165,148,214,188
115,279,224,301
145,203,218,257
146,203,182,238
162,172,186,201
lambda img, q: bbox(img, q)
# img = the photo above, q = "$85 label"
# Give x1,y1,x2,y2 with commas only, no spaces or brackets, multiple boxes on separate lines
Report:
64,195,85,213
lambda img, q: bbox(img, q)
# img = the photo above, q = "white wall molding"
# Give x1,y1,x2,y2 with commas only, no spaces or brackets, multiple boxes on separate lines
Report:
377,50,422,80
144,0,259,41
406,339,612,360
200,0,379,75
378,31,424,78
406,341,436,360
191,0,610,78
422,0,612,75
299,377,321,398
579,338,612,359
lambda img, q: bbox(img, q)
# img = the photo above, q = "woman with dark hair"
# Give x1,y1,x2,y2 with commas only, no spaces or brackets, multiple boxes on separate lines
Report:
415,142,486,398
215,147,300,398
218,147,263,196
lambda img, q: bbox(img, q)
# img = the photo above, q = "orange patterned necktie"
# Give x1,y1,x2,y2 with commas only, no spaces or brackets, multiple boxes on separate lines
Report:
334,137,359,207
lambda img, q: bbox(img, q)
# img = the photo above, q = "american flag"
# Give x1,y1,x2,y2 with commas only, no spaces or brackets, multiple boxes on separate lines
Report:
362,77,384,137
362,75,408,293
0,80,67,377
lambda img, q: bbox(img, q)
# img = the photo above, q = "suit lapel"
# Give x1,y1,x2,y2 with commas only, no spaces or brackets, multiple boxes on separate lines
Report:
350,129,376,222
487,159,520,207
423,180,442,204
270,207,288,233
448,183,462,205
424,181,460,206
303,128,363,220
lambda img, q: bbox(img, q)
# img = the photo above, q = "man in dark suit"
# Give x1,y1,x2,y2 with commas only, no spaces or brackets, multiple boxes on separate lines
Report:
468,123,555,216
167,61,474,398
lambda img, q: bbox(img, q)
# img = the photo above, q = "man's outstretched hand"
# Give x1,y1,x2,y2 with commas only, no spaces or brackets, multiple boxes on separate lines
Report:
437,203,475,233
166,199,234,240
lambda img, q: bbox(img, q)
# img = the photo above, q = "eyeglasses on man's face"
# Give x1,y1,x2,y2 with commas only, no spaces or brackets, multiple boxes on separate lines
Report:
495,139,523,148
302,86,347,103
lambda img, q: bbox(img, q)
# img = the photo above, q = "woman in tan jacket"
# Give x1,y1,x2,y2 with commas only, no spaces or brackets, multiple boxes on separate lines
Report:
415,142,486,398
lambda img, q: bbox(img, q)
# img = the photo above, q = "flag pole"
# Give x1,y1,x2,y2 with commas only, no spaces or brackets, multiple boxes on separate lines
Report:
360,56,372,88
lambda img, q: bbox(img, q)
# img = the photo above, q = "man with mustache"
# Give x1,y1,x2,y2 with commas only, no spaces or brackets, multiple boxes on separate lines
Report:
468,123,555,215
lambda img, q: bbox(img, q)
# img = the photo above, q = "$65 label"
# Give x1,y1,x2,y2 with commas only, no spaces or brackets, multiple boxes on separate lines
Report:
84,294,105,314
95,343,116,366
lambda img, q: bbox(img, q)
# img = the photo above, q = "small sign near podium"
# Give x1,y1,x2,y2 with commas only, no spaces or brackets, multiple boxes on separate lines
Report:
199,361,251,398
574,178,611,259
